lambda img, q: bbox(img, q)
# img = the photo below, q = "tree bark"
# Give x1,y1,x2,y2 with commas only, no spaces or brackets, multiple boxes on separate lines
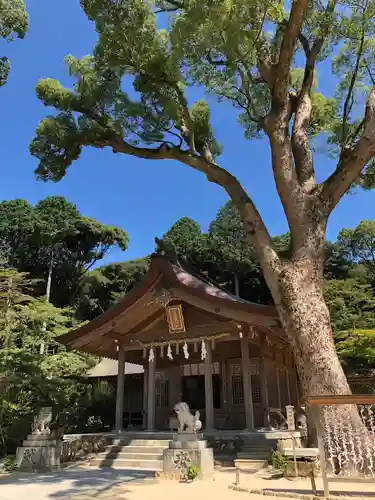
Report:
275,260,351,398
240,207,352,402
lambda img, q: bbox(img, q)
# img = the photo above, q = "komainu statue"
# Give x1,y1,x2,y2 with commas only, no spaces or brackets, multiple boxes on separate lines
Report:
174,402,202,433
32,407,53,435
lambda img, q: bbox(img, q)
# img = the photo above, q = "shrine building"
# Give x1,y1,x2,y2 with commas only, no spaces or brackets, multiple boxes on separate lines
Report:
58,253,299,432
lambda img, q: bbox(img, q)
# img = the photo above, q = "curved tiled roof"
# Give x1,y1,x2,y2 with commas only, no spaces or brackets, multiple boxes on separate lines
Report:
58,254,280,353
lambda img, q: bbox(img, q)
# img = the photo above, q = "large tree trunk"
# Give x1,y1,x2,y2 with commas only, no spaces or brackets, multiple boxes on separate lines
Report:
267,254,366,447
275,259,351,398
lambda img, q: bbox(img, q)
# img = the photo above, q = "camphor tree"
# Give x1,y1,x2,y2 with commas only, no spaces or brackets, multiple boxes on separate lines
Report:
31,0,375,410
0,0,28,87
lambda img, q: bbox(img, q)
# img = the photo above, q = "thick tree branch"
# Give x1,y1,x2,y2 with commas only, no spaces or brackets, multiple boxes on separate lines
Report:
291,0,337,190
261,1,312,235
172,83,197,154
292,93,315,189
341,30,365,143
273,0,309,104
107,136,280,277
320,86,375,212
155,0,184,12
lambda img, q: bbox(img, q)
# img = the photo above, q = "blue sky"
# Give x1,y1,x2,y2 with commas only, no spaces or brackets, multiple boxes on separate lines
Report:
1,1,375,266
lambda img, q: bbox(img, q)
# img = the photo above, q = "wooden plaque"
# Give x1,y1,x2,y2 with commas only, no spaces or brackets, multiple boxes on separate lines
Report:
166,303,186,334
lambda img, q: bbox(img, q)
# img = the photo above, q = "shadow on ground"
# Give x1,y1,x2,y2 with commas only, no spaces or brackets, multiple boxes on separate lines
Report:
261,487,375,498
0,468,154,499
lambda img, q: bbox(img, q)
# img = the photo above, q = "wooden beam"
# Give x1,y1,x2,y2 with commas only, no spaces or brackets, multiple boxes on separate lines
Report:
109,321,237,345
307,394,375,405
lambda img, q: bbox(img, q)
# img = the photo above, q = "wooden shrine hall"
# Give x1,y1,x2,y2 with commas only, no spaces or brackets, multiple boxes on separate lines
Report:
58,252,299,432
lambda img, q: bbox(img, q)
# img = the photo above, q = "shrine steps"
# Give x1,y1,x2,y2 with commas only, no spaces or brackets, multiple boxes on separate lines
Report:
235,434,275,470
87,431,277,471
89,439,169,470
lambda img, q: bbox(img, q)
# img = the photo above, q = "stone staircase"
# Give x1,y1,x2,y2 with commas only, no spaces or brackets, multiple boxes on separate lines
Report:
90,438,169,470
235,433,276,470
88,431,277,471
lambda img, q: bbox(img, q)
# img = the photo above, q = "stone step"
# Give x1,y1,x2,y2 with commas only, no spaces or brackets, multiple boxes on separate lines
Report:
241,445,271,450
96,452,163,460
237,453,269,460
240,449,270,454
239,446,270,452
111,439,170,447
90,457,162,470
234,458,268,471
105,446,166,454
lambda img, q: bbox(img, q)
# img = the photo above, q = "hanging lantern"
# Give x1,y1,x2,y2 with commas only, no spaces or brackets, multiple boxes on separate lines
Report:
160,345,164,358
167,344,173,360
201,340,207,360
183,342,189,359
176,342,180,355
148,347,155,362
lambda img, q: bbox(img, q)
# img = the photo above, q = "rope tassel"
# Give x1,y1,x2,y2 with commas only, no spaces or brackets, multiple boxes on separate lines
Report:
201,340,207,360
148,347,155,362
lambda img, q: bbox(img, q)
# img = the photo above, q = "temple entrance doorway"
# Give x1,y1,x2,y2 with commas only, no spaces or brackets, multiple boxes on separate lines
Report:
181,372,221,427
182,375,205,410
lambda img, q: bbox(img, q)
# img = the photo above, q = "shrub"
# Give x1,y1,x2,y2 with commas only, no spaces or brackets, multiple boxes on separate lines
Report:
186,464,200,480
3,455,17,473
271,450,287,471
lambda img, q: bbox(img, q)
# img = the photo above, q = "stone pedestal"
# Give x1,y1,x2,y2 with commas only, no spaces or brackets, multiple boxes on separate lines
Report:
16,434,61,472
163,432,214,479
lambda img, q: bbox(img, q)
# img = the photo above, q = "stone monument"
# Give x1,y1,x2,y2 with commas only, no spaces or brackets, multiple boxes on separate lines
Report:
16,407,61,471
162,402,214,479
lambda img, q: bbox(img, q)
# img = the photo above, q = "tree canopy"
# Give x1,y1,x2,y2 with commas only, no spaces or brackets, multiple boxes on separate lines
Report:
30,0,375,194
0,0,28,87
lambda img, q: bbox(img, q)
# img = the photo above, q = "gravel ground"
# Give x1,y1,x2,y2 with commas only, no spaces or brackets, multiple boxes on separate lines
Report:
0,466,373,500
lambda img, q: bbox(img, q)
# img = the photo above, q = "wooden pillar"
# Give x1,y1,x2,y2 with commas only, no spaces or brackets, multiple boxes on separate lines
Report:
142,368,148,429
286,369,291,404
276,366,282,408
169,365,182,409
147,357,156,430
259,348,270,428
204,341,214,430
294,371,300,406
221,360,228,411
241,335,254,430
115,344,125,431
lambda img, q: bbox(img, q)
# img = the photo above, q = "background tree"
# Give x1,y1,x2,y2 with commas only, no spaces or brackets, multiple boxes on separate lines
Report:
156,217,206,262
324,278,375,376
30,0,375,408
338,220,375,284
0,0,28,87
0,196,129,307
0,200,36,267
76,257,149,320
0,267,95,455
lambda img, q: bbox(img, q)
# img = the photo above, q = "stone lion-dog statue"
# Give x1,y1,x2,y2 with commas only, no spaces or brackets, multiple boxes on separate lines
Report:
32,407,53,435
174,402,202,433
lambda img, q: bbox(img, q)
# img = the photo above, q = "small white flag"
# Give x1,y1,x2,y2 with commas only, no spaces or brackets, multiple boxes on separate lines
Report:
201,340,207,360
167,344,173,360
148,347,155,362
183,342,189,359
